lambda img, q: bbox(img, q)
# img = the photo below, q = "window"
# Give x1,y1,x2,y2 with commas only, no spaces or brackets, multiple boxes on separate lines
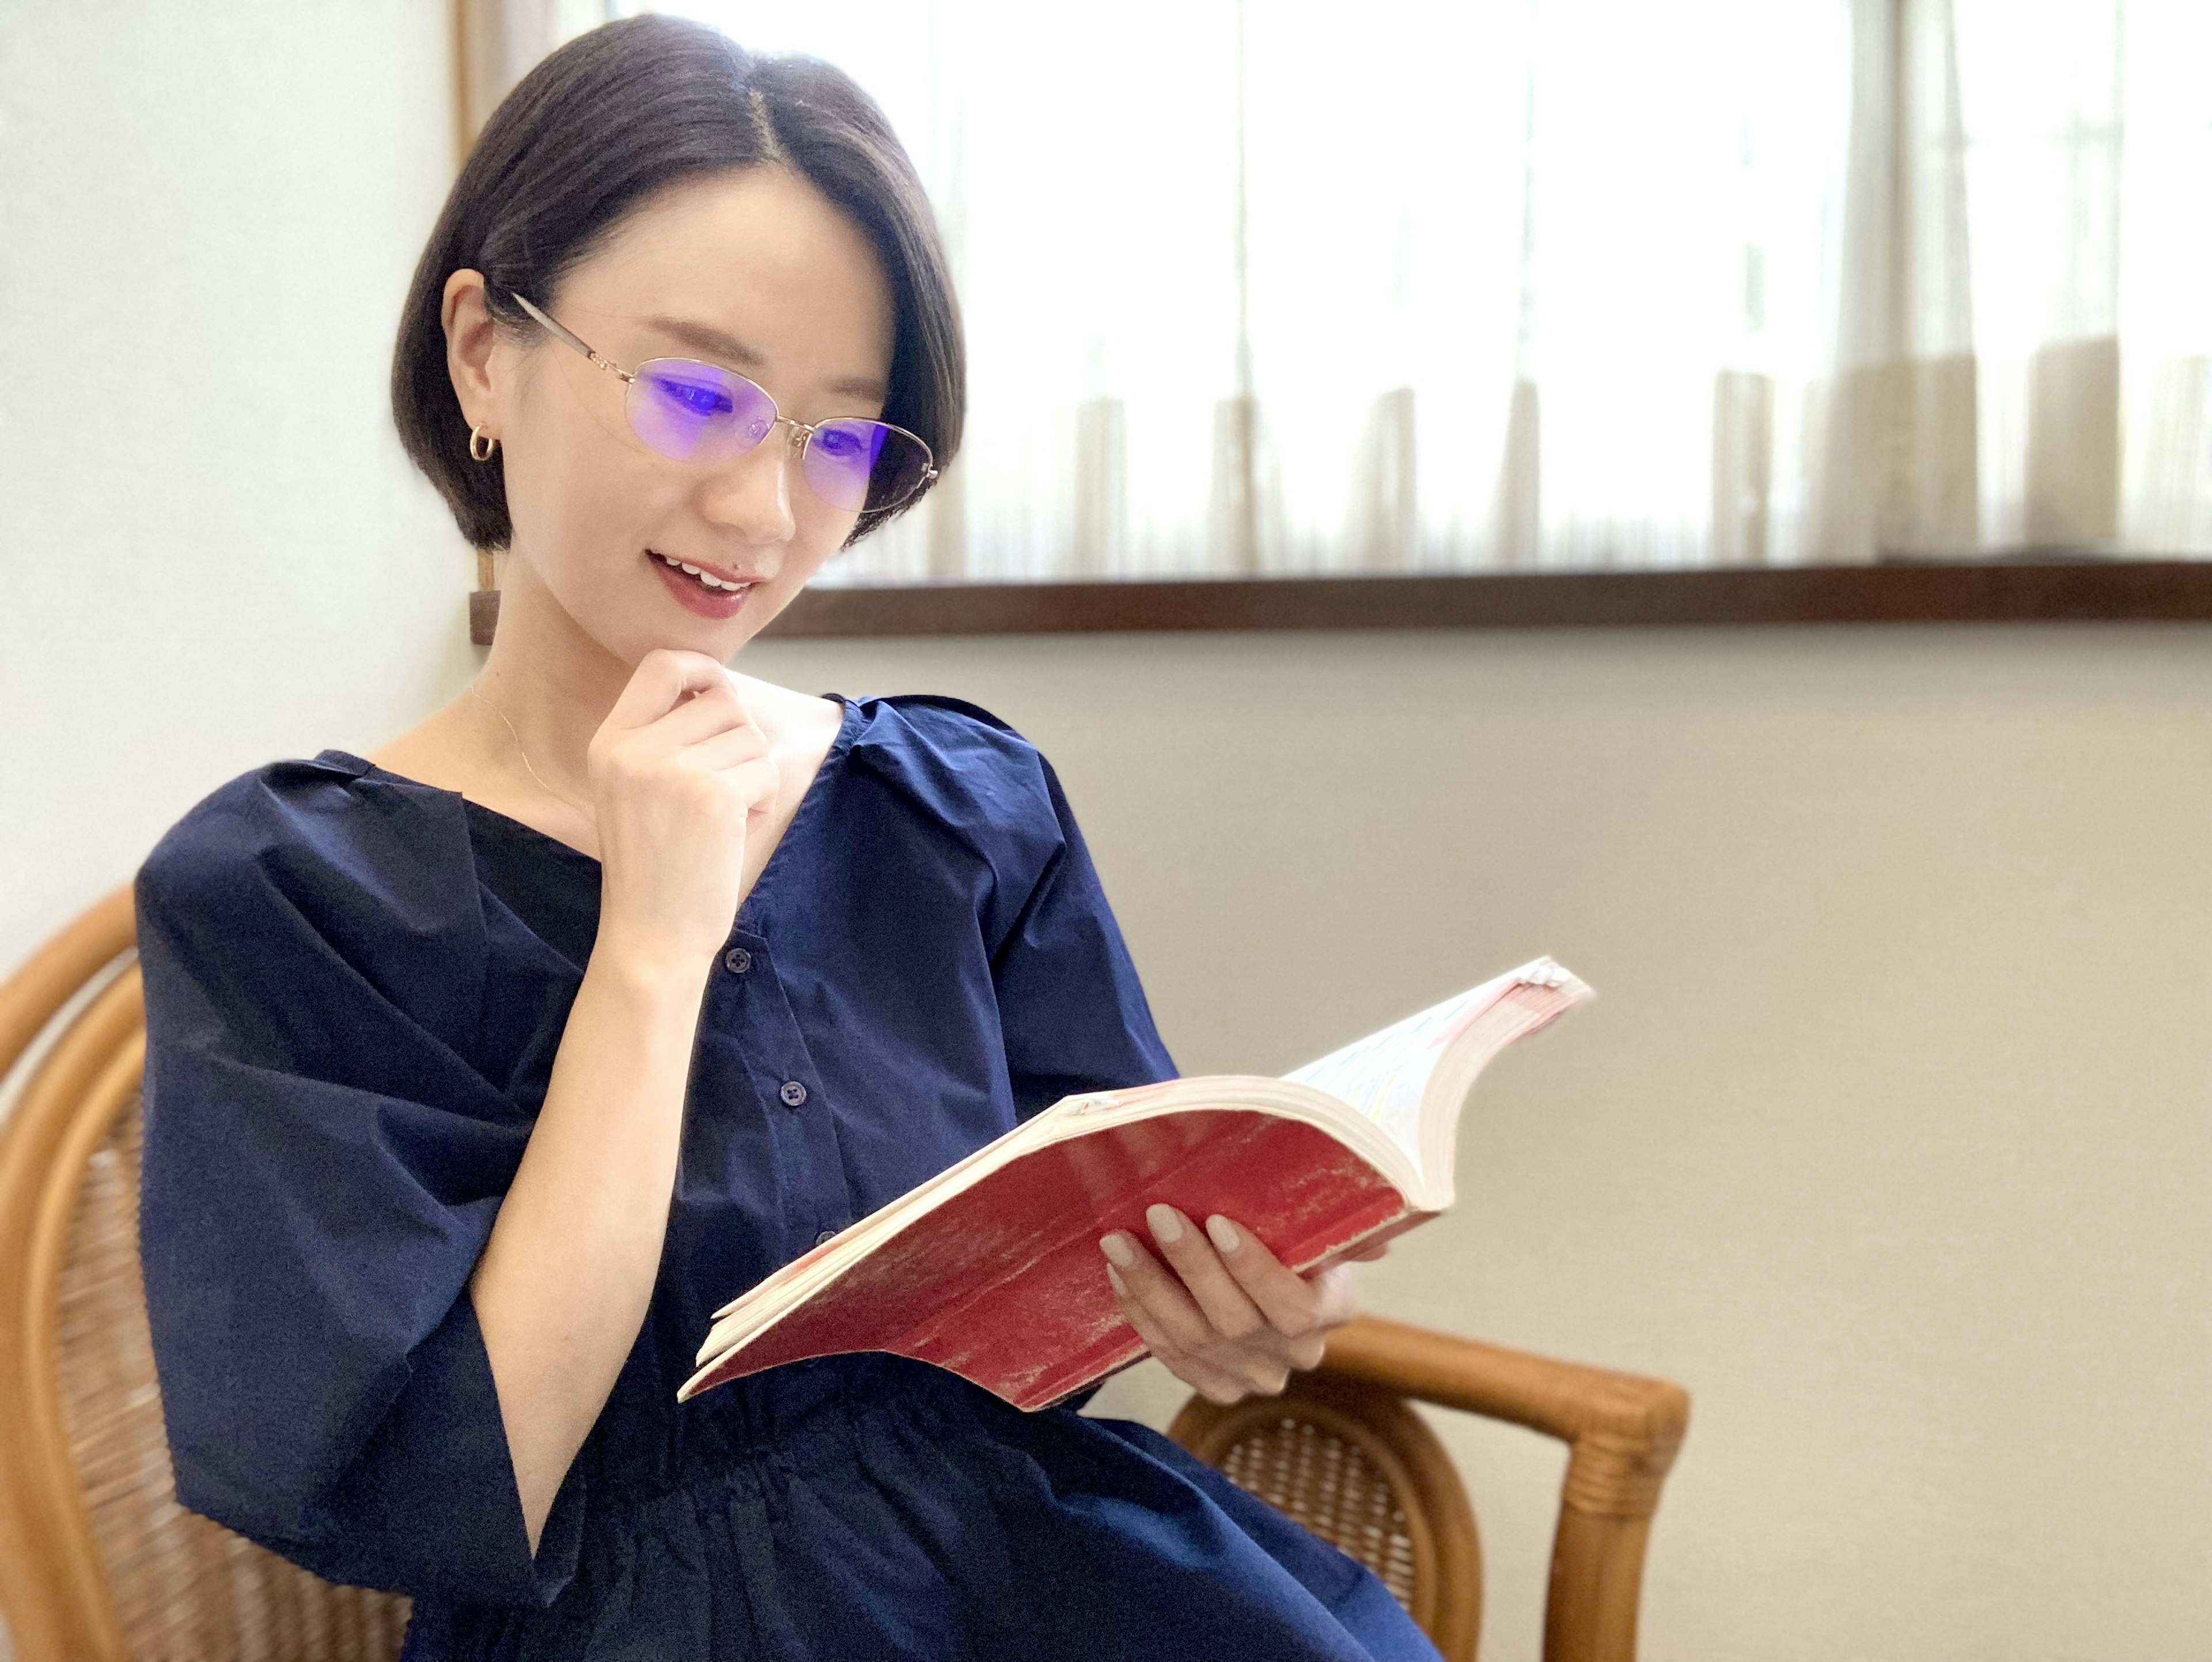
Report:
604,1,2212,585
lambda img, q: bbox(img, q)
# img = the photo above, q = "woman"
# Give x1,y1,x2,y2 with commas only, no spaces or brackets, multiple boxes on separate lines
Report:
134,17,1436,1660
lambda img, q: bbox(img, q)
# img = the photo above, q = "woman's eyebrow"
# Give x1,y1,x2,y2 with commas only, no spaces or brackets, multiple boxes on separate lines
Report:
642,313,889,403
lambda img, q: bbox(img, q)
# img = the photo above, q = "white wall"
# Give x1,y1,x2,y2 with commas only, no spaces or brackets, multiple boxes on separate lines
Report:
0,0,475,972
3,5,2210,1660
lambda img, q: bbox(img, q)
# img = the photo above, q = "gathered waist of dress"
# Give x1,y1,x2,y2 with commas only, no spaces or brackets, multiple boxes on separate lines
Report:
580,1350,1069,1512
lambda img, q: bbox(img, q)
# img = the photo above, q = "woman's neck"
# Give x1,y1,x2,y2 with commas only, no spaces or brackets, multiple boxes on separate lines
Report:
471,557,633,802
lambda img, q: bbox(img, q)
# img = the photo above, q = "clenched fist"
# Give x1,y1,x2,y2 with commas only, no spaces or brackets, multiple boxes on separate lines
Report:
589,648,780,974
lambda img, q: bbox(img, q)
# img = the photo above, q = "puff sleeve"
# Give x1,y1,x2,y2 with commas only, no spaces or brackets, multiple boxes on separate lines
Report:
133,759,584,1605
987,749,1178,1118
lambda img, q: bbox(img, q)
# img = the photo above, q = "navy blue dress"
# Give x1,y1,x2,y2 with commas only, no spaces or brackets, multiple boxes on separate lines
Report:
134,694,1440,1662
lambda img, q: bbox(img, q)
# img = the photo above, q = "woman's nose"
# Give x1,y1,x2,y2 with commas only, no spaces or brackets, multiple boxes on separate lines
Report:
699,429,799,545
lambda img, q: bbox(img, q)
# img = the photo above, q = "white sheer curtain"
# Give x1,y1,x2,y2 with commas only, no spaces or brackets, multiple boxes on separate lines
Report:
552,0,2212,581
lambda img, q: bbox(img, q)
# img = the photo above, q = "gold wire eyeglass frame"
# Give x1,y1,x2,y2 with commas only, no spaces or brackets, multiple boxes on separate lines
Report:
507,291,938,512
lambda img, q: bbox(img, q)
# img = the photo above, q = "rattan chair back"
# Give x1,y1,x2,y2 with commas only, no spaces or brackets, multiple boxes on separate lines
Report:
1171,1369,1483,1657
0,888,410,1662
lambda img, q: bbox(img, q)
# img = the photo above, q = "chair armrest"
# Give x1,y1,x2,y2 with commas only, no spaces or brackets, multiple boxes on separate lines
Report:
1321,1315,1688,1489
1318,1316,1690,1662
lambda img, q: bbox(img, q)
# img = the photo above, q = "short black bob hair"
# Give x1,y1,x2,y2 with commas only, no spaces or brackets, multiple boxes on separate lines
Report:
392,14,963,551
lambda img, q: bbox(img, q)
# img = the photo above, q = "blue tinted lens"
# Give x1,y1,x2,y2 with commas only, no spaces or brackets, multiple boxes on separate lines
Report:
804,419,931,513
626,360,777,461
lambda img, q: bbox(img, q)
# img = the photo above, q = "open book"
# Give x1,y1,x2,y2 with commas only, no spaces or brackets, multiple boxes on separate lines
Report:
681,958,1592,1412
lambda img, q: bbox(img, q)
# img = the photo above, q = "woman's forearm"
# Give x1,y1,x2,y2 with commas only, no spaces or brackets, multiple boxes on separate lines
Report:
469,937,709,1550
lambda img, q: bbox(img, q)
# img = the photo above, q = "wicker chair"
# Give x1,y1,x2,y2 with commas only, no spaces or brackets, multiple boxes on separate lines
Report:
1,889,1687,1662
1169,1319,1688,1661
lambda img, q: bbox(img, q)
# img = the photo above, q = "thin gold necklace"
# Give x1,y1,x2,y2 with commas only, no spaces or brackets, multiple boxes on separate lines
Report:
467,684,592,818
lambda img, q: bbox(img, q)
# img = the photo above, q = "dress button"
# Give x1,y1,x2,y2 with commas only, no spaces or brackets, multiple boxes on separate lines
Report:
722,947,752,975
778,1080,809,1107
814,1229,839,1247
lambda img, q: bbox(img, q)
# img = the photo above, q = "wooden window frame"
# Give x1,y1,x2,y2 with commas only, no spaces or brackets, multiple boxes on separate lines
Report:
753,559,2210,638
470,559,2208,644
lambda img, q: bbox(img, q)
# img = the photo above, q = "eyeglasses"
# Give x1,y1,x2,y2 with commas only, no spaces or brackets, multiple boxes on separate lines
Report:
509,292,937,516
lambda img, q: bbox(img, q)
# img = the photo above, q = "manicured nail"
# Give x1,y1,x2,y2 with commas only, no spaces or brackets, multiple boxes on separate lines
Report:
1146,1204,1184,1245
1100,1233,1135,1267
1105,1263,1128,1296
1205,1214,1240,1252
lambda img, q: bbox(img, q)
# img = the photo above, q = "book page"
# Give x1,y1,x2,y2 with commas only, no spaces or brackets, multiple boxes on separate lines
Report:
1283,960,1580,1168
1282,983,1498,1163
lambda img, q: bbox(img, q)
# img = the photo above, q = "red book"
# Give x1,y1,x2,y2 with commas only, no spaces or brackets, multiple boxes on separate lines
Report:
681,959,1592,1412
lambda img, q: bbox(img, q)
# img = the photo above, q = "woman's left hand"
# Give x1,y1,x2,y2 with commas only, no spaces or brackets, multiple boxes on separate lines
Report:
1099,1207,1388,1404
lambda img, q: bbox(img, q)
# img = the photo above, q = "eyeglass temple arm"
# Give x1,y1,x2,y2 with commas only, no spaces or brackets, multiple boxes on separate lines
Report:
509,291,632,383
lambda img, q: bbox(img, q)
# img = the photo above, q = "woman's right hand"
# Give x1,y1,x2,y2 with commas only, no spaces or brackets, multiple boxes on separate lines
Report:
477,648,779,1545
587,648,781,975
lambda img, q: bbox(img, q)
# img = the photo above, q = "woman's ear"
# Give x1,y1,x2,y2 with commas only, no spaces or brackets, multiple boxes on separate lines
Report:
442,268,500,435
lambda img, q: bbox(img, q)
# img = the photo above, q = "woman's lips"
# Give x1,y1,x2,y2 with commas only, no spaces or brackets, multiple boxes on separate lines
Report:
647,548,756,619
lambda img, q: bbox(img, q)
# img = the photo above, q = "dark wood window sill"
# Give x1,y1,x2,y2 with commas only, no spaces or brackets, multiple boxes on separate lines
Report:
760,559,2212,638
469,560,2212,645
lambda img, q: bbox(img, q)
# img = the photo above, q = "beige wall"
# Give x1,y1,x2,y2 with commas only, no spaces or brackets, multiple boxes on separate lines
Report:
4,4,2210,1659
746,624,2212,1662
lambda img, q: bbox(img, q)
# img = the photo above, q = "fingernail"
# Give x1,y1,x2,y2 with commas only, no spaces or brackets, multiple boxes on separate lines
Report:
1105,1264,1127,1296
1205,1214,1240,1252
1146,1204,1184,1245
1099,1233,1135,1267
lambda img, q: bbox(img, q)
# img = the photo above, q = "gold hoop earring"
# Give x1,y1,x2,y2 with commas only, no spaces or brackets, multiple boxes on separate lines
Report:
469,424,497,463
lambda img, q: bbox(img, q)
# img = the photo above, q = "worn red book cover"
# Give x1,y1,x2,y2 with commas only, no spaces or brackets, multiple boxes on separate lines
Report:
681,960,1590,1411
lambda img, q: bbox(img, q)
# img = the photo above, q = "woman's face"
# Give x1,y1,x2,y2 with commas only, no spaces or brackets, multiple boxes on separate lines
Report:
456,166,897,665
